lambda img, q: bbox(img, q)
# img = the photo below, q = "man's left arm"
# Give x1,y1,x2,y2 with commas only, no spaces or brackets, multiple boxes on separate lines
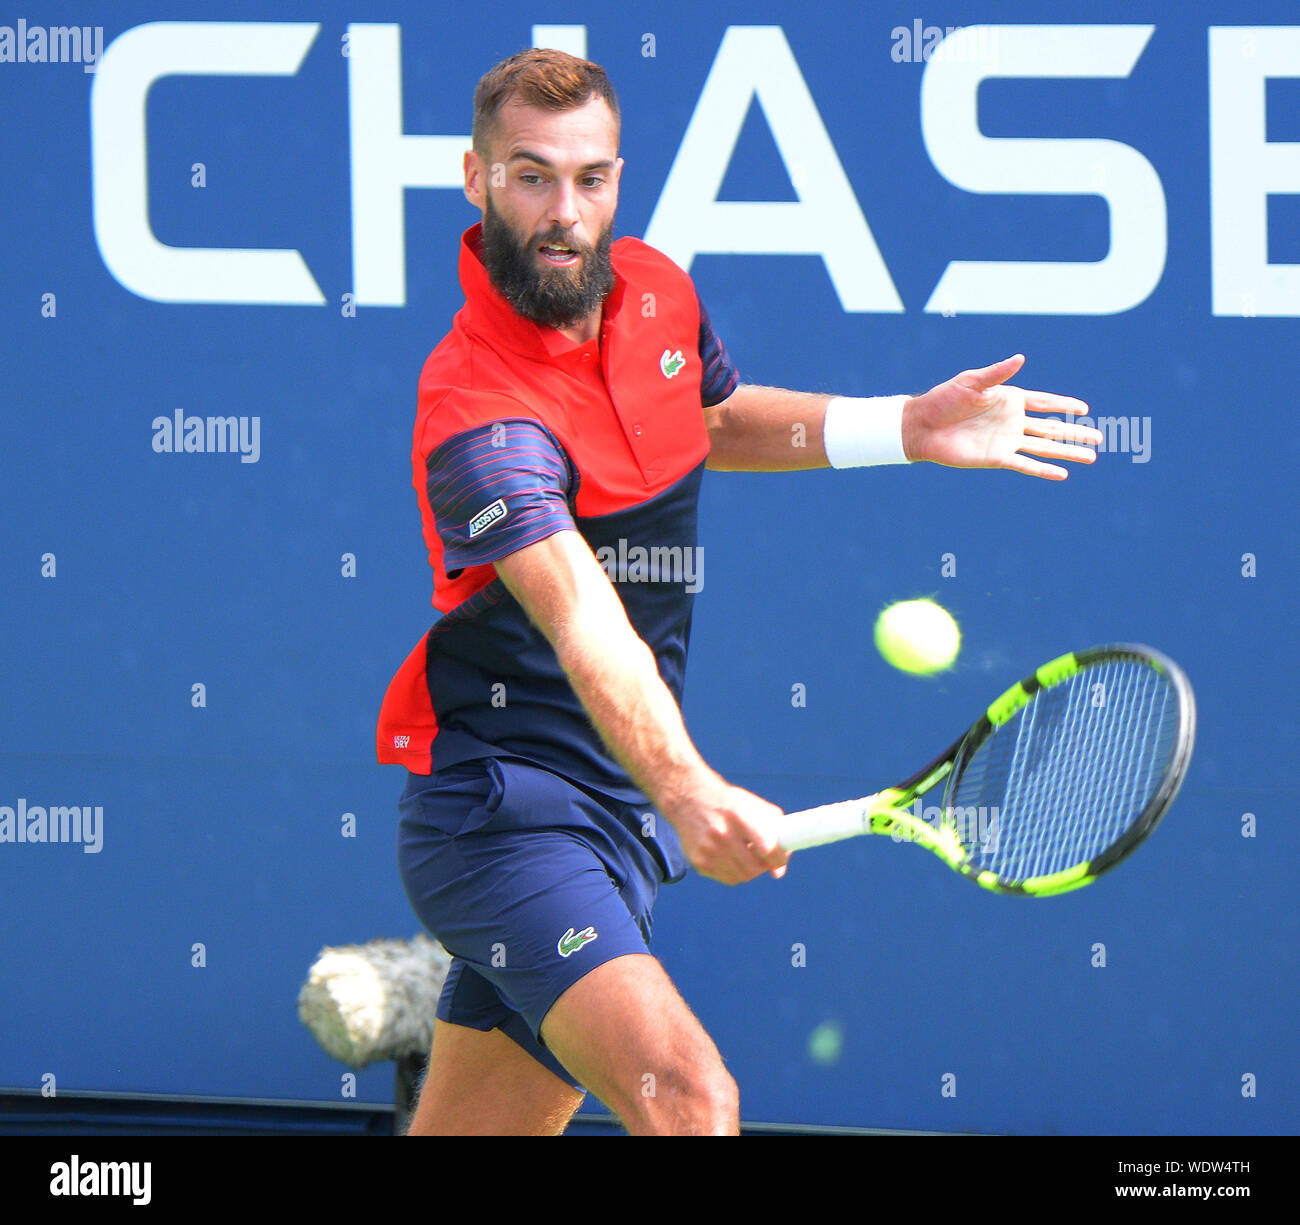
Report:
704,354,1103,481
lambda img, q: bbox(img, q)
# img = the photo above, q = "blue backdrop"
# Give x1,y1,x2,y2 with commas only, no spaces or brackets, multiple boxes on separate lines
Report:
1,1,1296,1135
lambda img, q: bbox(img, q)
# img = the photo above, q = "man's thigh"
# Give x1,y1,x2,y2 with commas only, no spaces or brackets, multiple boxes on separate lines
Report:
541,952,740,1135
399,757,673,1120
405,1019,584,1136
403,819,660,1081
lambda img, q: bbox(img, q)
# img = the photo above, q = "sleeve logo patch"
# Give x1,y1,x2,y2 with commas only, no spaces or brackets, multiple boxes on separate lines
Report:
467,498,507,538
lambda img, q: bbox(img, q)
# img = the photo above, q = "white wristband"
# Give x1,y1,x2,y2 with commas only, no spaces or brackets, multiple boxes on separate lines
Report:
822,395,910,467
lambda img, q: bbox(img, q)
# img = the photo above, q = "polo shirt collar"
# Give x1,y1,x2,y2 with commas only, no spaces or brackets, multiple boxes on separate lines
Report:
458,222,627,361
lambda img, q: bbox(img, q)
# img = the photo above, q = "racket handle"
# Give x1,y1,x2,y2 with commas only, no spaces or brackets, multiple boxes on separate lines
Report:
779,796,875,852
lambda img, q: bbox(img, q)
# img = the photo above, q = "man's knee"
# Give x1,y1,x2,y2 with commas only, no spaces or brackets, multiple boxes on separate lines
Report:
624,1058,739,1135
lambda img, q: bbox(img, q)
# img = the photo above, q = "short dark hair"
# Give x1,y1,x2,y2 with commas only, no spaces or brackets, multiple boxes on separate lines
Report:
472,48,621,160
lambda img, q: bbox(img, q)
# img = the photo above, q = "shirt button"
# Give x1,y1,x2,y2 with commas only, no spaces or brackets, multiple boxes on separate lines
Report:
581,354,591,362
633,424,643,436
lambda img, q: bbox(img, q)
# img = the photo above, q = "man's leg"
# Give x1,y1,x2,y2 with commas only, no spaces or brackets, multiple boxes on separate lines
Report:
541,952,739,1136
404,1019,585,1136
399,760,730,1134
405,955,737,1136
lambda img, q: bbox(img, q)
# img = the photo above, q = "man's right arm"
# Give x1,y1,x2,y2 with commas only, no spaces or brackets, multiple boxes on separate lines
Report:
493,529,788,885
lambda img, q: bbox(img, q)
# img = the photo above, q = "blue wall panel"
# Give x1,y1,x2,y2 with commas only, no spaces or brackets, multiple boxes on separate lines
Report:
1,1,1296,1133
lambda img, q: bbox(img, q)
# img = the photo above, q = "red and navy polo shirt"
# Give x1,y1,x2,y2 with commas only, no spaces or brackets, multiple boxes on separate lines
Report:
376,220,739,813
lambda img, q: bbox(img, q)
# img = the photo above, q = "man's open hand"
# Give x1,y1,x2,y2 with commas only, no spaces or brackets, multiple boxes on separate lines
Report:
901,354,1102,480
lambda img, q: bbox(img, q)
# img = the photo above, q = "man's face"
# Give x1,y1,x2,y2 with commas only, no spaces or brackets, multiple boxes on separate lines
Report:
468,96,623,329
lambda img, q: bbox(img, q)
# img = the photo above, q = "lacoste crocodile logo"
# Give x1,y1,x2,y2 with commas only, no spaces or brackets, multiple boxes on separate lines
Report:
557,926,598,958
660,348,685,379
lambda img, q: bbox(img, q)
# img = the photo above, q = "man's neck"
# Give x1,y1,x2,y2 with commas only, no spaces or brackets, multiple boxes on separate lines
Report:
556,307,603,348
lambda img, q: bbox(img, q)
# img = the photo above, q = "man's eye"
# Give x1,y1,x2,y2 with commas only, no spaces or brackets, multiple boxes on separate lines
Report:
582,177,603,188
520,174,542,185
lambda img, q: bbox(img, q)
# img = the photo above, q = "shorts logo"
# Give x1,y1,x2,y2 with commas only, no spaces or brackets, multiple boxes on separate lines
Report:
467,497,507,538
660,348,685,379
557,926,598,958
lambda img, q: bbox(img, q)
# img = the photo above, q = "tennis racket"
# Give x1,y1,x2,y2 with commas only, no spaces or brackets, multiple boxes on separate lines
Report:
779,644,1195,896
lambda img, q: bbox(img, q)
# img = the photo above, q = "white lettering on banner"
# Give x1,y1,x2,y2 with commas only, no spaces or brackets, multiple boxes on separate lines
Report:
643,25,904,312
86,21,1300,316
921,25,1166,315
1210,27,1300,317
348,24,470,306
530,25,587,59
90,22,324,305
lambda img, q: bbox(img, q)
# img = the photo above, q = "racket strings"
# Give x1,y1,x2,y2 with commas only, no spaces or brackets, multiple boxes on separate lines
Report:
949,660,1178,882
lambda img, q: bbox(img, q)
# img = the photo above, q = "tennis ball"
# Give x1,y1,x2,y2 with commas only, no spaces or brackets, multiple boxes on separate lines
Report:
807,1020,844,1066
874,598,961,675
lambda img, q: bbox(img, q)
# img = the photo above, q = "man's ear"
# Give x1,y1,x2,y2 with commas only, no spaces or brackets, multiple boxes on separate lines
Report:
464,150,484,209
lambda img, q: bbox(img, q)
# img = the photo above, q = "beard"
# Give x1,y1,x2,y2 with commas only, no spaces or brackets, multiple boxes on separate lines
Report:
480,190,616,329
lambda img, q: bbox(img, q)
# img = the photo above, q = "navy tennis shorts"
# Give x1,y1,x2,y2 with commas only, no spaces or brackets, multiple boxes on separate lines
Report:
396,755,671,1092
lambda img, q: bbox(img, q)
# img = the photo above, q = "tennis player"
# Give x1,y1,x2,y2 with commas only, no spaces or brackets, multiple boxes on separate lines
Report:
377,48,1100,1136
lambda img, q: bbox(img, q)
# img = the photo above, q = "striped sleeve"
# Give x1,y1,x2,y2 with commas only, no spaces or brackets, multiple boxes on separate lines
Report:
426,419,576,578
697,290,741,408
